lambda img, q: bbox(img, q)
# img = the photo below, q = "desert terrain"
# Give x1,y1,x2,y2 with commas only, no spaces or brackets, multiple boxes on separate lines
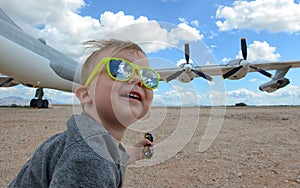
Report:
0,105,299,187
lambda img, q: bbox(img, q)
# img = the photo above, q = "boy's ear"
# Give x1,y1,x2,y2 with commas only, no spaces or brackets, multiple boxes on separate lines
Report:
75,85,92,104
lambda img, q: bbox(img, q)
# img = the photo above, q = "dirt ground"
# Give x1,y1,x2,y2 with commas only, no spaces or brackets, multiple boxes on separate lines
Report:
0,105,299,187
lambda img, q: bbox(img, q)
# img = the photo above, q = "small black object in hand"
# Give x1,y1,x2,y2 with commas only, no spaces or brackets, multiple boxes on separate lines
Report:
144,132,153,159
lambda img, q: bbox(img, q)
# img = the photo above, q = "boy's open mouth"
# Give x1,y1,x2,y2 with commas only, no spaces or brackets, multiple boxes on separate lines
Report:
120,92,142,101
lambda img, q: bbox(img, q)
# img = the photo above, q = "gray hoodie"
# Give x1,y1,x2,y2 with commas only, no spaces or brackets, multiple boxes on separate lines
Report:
9,113,129,188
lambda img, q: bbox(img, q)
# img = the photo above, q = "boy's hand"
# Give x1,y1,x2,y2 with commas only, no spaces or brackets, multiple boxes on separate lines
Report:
125,137,154,165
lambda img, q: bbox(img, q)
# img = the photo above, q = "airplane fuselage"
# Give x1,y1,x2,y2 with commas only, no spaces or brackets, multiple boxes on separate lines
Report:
0,15,79,92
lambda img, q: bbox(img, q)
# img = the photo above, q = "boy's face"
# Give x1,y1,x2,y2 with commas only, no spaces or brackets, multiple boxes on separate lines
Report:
89,49,153,127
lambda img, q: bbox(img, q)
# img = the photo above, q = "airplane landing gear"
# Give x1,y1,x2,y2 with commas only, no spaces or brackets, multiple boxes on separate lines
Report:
30,88,49,108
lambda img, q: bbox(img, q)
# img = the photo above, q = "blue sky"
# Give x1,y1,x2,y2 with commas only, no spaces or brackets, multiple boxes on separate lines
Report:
1,0,300,106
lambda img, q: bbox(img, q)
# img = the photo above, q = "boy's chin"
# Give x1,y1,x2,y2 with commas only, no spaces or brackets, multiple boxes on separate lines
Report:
117,107,147,126
112,99,149,126
130,104,149,119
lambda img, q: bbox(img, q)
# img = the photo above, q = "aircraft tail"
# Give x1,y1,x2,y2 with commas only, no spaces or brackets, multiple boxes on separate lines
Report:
0,8,22,30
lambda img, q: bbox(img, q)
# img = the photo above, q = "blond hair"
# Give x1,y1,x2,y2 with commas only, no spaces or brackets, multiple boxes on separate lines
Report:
81,39,145,85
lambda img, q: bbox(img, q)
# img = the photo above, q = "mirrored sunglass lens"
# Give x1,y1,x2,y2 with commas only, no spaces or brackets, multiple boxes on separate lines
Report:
109,60,132,80
140,69,159,89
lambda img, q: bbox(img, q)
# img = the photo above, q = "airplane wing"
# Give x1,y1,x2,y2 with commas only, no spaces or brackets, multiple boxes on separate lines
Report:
196,65,233,77
0,8,22,30
156,60,300,81
156,64,235,81
200,60,300,76
155,67,181,81
248,60,300,72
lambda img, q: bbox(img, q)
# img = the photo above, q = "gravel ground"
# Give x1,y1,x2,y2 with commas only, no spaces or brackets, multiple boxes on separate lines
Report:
0,105,299,187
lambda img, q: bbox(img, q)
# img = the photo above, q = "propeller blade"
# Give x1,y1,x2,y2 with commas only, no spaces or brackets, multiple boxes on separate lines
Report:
223,65,243,79
250,65,273,78
241,38,247,60
192,70,213,81
165,70,185,82
184,43,190,64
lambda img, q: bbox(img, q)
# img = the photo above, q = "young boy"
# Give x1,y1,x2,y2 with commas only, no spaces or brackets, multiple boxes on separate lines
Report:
9,39,157,187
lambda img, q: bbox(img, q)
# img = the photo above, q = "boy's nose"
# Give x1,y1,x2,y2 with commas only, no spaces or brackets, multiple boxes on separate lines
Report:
128,71,143,87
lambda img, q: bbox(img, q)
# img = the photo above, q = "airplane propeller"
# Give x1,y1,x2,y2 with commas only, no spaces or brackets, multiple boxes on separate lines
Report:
165,69,184,82
223,65,243,79
249,65,272,78
166,43,213,82
184,43,190,63
222,38,247,79
244,38,273,78
241,38,247,60
223,38,272,79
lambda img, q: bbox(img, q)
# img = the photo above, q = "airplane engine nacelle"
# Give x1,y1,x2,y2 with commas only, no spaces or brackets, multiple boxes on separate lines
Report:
259,78,290,93
226,59,249,80
176,72,194,83
175,63,194,83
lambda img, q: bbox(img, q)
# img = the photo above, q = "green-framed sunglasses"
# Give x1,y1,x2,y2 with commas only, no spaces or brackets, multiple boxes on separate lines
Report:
84,57,160,90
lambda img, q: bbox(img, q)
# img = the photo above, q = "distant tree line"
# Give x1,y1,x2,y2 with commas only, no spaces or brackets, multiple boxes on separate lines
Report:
235,102,248,107
0,104,28,108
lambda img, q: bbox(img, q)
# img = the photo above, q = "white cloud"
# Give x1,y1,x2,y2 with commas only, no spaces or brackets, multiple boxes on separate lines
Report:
104,20,174,53
153,83,300,106
221,57,231,63
154,90,199,106
1,1,203,60
249,78,258,83
0,0,85,25
178,17,187,24
178,18,200,28
216,0,300,33
44,88,77,104
224,85,300,105
0,85,35,99
227,88,260,98
0,87,17,96
208,31,218,39
191,20,200,28
171,23,203,42
176,58,195,67
236,41,281,62
152,81,202,106
0,85,78,104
